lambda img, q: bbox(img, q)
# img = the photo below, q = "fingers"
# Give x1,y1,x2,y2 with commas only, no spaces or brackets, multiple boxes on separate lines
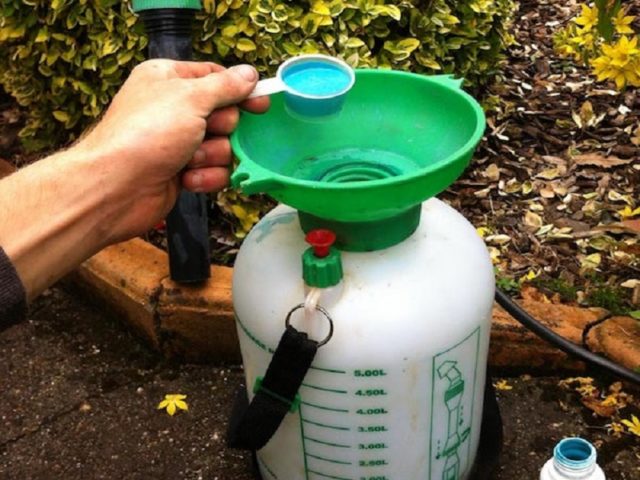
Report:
183,137,232,192
173,61,226,78
240,95,271,114
182,167,230,193
132,60,224,80
188,137,231,168
206,98,270,134
176,62,269,114
190,64,259,112
206,107,239,135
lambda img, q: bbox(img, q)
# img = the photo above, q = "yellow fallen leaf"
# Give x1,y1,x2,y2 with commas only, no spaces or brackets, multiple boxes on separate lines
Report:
580,253,602,271
518,269,540,284
488,246,501,264
617,205,640,219
157,394,189,416
476,226,492,238
607,421,625,437
493,379,513,391
621,415,640,437
600,395,617,407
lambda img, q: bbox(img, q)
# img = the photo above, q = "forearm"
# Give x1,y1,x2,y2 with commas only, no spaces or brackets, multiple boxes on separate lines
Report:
0,60,264,302
0,146,117,300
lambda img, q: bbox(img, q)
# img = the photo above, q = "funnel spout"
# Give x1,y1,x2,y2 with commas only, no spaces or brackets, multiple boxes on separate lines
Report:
429,74,464,89
231,165,281,195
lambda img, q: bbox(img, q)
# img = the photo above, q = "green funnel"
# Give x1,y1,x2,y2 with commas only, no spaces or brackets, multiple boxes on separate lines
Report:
231,69,485,249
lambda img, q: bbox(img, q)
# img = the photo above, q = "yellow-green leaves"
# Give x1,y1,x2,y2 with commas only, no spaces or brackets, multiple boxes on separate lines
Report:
0,0,516,152
383,38,420,61
368,5,401,21
236,38,257,52
345,37,365,49
99,36,119,57
157,394,189,416
52,110,71,123
310,1,330,16
0,23,26,41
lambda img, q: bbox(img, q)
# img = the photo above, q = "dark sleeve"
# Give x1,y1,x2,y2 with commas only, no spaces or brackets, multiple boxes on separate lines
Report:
0,246,27,329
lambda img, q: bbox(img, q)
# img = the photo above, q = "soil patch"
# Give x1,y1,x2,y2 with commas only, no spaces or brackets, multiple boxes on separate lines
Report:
1,286,638,479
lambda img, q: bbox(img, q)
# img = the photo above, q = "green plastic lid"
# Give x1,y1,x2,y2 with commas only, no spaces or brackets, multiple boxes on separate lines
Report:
302,230,343,287
132,0,201,12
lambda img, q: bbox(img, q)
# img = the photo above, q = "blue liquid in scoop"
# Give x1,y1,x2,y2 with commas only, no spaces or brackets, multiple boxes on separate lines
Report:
282,61,351,97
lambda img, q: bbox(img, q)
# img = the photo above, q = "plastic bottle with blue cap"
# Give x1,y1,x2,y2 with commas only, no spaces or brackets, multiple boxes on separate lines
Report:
540,437,605,479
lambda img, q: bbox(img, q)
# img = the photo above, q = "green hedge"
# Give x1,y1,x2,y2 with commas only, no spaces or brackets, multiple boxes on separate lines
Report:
0,0,516,151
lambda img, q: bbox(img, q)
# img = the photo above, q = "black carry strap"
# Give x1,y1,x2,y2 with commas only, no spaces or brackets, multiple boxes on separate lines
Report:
227,325,319,450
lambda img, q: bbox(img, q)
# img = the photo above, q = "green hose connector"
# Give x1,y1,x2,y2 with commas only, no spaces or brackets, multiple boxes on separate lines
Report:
132,0,201,12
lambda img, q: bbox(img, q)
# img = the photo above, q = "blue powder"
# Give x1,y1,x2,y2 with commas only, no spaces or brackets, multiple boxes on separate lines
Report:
283,61,351,96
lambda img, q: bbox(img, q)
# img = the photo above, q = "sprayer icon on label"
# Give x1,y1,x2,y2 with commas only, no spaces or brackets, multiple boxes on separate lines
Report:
437,360,471,480
430,329,480,480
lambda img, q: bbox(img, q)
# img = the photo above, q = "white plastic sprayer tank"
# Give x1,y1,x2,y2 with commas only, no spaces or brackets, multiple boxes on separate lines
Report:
233,199,495,479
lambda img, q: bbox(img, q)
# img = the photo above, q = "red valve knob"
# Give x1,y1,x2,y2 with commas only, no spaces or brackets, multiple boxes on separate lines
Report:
305,229,336,258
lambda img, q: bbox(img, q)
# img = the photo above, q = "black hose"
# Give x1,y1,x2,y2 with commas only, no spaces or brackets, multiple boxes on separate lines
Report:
495,288,640,385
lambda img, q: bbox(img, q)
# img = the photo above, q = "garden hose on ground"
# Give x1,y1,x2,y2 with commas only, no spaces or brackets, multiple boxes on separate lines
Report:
495,288,640,385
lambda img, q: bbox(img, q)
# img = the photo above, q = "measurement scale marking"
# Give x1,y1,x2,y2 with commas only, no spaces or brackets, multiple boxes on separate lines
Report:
310,365,347,374
306,453,352,465
302,400,349,413
302,382,348,394
300,405,311,480
303,418,350,431
308,469,352,480
304,436,351,448
234,314,275,354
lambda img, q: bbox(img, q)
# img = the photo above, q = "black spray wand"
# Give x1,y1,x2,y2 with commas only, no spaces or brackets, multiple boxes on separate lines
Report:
132,0,210,283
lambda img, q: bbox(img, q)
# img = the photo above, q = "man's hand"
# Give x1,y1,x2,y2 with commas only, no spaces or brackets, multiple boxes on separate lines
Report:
79,59,269,242
0,60,268,299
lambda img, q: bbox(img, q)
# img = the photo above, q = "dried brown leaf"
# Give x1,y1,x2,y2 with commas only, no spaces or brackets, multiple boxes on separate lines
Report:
573,153,634,168
581,397,617,418
622,219,640,233
524,211,544,229
483,163,501,182
536,168,560,180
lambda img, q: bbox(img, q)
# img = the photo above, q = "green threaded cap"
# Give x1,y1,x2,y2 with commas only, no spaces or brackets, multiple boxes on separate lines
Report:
302,247,343,288
132,0,201,12
302,229,343,288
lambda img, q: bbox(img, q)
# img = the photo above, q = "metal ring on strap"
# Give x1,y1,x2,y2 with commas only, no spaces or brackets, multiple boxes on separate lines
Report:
285,303,334,347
